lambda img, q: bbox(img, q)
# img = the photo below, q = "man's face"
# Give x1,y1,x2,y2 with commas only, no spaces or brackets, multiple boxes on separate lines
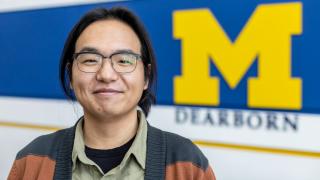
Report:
71,19,147,119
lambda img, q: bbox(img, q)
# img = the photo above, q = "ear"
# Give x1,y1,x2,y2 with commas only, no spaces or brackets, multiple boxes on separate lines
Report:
144,64,151,90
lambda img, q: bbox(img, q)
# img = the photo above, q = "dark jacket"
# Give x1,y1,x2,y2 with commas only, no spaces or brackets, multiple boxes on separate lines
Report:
8,123,215,180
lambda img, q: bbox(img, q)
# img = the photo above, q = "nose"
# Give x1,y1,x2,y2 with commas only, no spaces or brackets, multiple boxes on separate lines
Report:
96,59,119,83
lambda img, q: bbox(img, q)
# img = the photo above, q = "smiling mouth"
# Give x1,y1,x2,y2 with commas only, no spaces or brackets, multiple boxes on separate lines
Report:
93,88,123,96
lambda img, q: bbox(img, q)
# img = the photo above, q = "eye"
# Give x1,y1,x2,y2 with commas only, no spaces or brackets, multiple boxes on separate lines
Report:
118,59,134,65
113,54,136,66
77,53,100,66
81,59,99,65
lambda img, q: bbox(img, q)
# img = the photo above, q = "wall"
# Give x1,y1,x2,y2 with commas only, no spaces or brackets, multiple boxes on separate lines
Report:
1,0,319,179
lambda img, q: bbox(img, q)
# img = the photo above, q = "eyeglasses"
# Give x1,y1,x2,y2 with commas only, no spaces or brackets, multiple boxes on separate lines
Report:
73,51,142,73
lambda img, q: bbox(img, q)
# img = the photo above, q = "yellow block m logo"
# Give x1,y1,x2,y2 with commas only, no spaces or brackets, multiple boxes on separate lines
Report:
173,2,302,110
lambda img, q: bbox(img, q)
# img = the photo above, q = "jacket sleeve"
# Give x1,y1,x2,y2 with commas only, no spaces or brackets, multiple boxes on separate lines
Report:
203,165,216,180
7,131,62,180
7,154,56,180
165,161,216,180
165,131,217,180
7,160,20,180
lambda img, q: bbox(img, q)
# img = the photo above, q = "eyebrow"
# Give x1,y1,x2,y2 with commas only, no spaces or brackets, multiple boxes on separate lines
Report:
77,46,138,55
77,47,100,53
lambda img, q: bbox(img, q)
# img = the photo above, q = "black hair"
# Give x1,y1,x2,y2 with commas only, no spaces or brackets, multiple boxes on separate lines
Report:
59,7,157,116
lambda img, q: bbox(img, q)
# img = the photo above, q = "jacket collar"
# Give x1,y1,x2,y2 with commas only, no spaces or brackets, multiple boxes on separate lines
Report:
53,114,167,180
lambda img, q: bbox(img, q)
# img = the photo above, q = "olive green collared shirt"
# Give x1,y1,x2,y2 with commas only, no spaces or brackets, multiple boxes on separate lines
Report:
72,110,147,180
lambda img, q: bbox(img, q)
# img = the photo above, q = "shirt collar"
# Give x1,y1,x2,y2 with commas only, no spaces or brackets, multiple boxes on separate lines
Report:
72,108,148,171
72,117,96,171
120,109,147,169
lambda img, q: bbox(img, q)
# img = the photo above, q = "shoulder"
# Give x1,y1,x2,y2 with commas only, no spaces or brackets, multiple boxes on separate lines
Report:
164,131,209,169
147,125,209,169
16,127,73,160
157,129,215,179
8,127,74,180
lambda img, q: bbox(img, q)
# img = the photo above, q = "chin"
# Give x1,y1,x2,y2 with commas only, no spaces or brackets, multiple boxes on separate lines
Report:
96,105,126,116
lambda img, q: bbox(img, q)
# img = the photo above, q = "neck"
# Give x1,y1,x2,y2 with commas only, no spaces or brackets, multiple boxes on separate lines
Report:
82,109,138,149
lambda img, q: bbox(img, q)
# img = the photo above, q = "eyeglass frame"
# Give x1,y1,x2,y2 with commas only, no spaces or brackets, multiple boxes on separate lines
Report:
73,50,142,73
